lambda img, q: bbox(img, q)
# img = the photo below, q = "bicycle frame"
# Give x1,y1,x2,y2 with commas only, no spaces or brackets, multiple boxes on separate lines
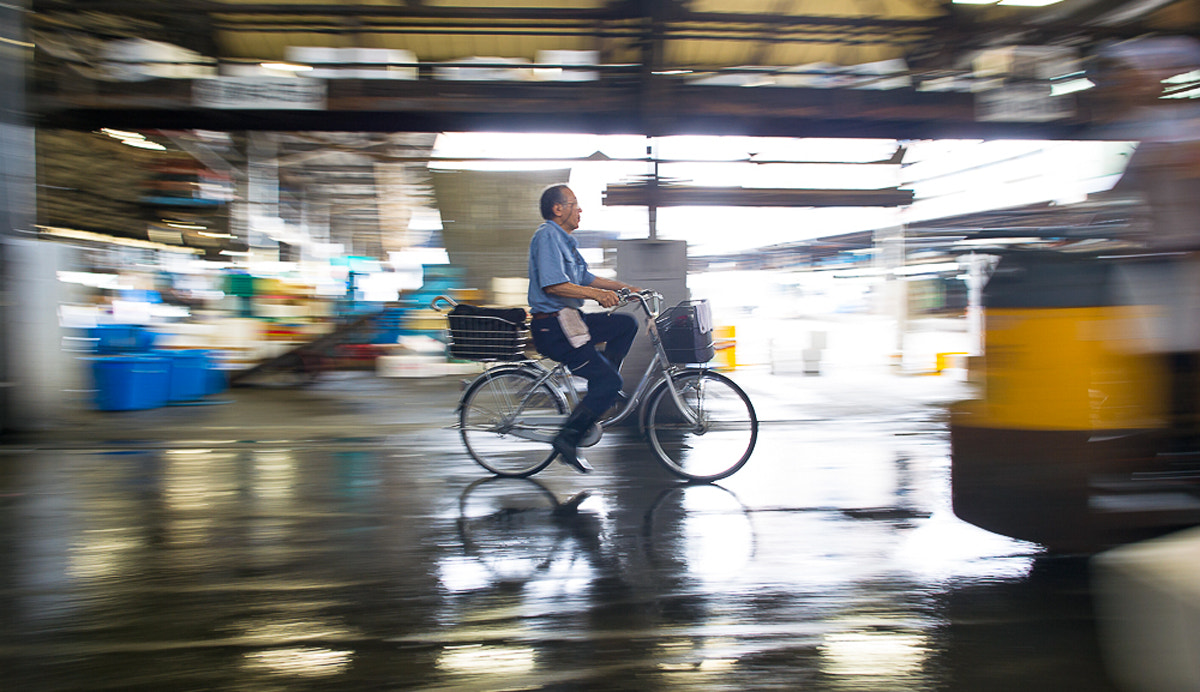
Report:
600,291,703,430
462,291,703,445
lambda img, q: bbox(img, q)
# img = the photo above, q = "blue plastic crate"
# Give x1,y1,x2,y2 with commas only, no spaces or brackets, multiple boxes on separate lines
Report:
91,325,156,354
91,355,170,411
157,349,211,402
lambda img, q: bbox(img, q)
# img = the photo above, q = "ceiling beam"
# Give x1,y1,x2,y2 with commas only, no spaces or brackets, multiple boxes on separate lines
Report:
603,184,915,207
31,77,1095,140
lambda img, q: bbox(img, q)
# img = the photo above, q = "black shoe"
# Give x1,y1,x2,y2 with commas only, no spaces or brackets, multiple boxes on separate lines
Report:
553,405,597,474
553,435,593,473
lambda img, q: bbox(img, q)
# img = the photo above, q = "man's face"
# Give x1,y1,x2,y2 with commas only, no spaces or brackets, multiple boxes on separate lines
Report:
556,189,582,232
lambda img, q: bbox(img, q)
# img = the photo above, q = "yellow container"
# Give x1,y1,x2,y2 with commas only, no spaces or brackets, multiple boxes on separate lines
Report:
936,351,969,374
713,325,737,371
979,306,1166,431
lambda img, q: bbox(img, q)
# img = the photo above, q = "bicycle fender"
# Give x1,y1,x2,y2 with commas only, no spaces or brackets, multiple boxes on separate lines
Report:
454,363,543,414
638,367,708,434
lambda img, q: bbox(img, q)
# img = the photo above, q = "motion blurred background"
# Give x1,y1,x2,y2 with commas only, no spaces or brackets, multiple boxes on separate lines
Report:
10,3,1200,690
6,0,1185,429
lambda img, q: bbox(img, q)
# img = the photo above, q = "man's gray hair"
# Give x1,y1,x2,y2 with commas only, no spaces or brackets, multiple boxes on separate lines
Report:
539,184,570,220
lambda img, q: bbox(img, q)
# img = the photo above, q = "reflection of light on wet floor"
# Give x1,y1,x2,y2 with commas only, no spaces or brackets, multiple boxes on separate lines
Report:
820,630,929,677
681,509,754,580
437,643,535,675
438,555,493,592
242,646,353,677
235,617,352,642
164,448,226,512
658,658,739,672
657,485,755,582
523,559,595,599
654,637,742,683
252,449,298,503
68,528,141,580
895,511,1038,582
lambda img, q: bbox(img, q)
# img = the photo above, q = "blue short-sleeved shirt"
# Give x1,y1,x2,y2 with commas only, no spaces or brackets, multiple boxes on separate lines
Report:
528,220,595,313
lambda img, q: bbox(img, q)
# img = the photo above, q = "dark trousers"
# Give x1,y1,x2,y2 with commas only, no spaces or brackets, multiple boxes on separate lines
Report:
531,311,638,415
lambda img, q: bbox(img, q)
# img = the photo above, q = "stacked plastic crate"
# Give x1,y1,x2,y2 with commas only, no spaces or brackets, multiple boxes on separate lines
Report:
88,324,226,411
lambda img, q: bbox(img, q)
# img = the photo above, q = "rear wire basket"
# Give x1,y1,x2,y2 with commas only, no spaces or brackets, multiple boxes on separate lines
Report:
447,313,530,362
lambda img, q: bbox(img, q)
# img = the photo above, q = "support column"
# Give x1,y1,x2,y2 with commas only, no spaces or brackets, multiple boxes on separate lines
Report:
0,1,80,432
874,224,907,368
615,239,688,385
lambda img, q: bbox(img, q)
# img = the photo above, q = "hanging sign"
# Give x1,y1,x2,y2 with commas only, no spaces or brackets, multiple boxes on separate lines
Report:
193,77,326,110
976,84,1073,122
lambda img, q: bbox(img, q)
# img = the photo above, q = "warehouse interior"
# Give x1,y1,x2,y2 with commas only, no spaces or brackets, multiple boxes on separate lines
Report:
4,0,1200,429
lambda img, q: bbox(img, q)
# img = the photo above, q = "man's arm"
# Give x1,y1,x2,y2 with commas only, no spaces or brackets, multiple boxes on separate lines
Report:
588,276,643,294
544,276,643,309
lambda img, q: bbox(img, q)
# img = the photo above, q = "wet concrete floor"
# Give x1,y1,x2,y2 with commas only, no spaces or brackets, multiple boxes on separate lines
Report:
0,367,1122,691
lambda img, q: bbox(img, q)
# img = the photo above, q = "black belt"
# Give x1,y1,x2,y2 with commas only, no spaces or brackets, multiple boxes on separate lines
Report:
531,311,560,320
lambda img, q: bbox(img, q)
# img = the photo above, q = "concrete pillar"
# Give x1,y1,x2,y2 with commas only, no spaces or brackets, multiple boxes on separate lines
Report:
615,239,688,385
4,239,84,432
874,225,907,367
0,0,45,433
432,169,569,300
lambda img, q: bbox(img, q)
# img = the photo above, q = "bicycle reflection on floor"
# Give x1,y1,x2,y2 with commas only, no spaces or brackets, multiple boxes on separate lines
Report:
449,477,759,593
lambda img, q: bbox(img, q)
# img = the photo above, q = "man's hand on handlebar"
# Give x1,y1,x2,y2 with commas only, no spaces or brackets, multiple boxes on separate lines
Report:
593,288,621,308
611,287,664,310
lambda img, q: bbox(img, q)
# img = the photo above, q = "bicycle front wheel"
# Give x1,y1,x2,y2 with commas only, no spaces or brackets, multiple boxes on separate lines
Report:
460,368,567,477
644,370,757,482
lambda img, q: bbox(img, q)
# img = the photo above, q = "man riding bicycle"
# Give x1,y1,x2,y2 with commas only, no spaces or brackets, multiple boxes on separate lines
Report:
527,184,643,473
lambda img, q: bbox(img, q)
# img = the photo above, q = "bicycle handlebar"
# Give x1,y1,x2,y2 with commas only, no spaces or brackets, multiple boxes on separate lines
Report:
616,288,664,317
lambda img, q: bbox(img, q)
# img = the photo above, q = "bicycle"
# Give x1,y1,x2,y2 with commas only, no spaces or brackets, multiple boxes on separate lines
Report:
432,290,757,482
456,476,758,585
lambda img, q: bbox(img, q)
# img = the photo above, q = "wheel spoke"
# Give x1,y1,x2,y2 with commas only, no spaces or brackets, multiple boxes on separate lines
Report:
646,371,757,482
460,369,565,477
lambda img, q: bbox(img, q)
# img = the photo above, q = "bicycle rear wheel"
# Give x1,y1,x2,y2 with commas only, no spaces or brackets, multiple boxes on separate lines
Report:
644,370,757,482
460,368,567,477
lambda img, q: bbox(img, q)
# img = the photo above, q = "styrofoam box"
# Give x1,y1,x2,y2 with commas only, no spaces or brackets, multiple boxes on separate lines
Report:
377,355,446,378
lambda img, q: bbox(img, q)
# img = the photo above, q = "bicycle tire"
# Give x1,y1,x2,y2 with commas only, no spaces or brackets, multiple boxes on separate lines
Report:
460,367,567,477
457,477,565,581
643,370,757,482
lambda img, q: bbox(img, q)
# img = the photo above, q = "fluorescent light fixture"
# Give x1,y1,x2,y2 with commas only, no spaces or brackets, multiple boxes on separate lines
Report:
100,128,143,140
1051,78,1095,96
165,221,207,230
198,231,235,239
1164,70,1200,84
1163,86,1200,99
120,138,166,151
896,262,961,276
261,62,313,72
100,128,165,150
1162,70,1200,99
999,0,1062,5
